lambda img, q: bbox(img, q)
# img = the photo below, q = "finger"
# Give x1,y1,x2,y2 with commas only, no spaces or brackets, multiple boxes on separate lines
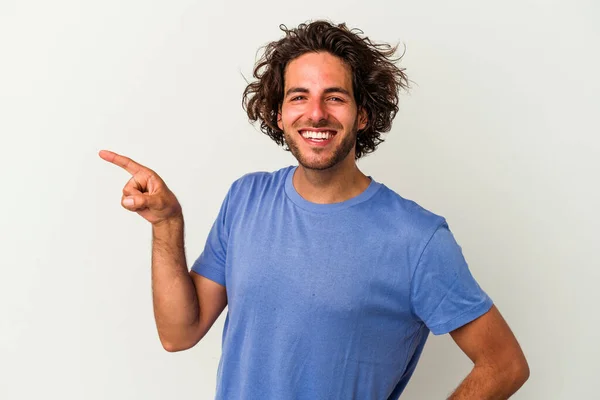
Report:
122,194,150,211
126,175,144,191
99,150,146,176
122,176,144,196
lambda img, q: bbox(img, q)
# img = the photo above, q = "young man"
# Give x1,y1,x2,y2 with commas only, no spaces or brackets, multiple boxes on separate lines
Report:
100,20,529,399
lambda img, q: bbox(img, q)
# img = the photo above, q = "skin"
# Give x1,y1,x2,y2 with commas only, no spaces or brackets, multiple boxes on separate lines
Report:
98,150,227,352
100,49,529,397
447,305,529,399
277,52,370,204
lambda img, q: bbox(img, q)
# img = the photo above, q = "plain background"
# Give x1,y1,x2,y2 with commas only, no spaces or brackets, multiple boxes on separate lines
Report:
1,0,599,399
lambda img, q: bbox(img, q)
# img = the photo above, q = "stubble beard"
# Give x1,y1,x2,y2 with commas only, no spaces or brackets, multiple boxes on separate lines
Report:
283,118,359,171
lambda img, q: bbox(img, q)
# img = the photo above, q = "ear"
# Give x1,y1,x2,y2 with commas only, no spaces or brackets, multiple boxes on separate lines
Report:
277,109,283,131
358,107,368,131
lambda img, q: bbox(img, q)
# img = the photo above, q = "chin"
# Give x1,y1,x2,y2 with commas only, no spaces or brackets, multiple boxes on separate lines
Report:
294,150,354,171
285,130,357,171
298,160,337,171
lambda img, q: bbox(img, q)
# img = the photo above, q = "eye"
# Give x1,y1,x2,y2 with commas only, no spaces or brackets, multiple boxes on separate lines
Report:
328,96,344,102
290,96,306,101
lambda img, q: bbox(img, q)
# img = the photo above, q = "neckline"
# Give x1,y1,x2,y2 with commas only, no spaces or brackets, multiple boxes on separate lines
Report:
284,165,382,214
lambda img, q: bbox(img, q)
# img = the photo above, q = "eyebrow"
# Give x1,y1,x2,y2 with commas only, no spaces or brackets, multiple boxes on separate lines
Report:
284,87,352,97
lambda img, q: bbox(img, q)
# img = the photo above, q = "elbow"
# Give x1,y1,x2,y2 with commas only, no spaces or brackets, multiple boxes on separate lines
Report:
503,355,529,392
159,335,202,353
161,340,191,353
159,334,202,353
513,357,530,388
157,323,208,352
481,354,530,394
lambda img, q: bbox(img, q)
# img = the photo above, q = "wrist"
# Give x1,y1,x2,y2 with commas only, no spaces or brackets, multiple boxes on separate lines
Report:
152,213,184,232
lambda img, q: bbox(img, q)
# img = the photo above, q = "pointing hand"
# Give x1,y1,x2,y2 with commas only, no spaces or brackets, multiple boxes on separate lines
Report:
99,150,182,226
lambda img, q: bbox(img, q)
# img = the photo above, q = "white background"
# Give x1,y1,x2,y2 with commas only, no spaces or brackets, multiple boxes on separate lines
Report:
1,0,598,398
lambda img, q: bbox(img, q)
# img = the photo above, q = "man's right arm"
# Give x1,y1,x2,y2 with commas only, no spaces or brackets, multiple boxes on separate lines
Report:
98,149,227,353
151,215,227,352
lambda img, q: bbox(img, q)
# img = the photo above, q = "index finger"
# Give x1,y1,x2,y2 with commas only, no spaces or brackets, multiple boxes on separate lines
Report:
98,150,146,175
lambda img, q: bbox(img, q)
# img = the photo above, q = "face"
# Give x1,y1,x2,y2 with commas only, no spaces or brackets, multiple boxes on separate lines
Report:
277,52,367,171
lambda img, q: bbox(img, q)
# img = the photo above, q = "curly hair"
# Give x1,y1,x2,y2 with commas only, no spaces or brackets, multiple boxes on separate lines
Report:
242,20,410,159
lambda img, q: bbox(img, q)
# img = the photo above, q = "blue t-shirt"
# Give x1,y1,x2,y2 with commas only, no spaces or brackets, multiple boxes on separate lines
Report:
191,165,493,400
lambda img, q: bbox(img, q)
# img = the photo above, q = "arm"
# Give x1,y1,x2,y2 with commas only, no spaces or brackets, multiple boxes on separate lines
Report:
99,150,227,352
447,305,529,399
151,216,227,352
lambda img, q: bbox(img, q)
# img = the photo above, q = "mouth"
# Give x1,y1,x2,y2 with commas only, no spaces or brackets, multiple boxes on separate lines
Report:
298,129,337,146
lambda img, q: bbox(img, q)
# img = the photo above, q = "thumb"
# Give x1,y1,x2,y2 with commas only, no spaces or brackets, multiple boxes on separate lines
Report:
122,195,149,211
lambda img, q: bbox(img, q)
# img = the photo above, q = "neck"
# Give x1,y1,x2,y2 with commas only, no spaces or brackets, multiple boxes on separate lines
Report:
293,158,371,204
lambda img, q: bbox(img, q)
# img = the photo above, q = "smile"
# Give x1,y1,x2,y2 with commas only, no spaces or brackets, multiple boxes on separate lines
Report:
299,130,337,141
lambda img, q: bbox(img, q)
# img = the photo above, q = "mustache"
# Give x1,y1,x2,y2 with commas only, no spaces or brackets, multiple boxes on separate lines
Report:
291,119,342,130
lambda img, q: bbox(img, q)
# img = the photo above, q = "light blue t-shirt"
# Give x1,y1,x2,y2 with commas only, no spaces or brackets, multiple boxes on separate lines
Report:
191,165,493,400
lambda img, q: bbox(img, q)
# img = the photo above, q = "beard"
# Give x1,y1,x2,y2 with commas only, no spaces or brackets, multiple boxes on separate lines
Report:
283,117,359,171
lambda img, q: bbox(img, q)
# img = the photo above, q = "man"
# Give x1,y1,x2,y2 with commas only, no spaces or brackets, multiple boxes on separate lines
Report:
100,20,529,399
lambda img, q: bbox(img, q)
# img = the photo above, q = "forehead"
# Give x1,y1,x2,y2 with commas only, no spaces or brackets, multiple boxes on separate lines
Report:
283,52,353,92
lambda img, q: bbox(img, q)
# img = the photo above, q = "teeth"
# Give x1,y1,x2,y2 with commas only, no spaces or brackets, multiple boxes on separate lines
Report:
301,130,334,140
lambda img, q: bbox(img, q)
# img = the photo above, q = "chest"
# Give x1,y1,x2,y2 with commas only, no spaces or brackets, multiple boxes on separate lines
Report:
224,204,414,324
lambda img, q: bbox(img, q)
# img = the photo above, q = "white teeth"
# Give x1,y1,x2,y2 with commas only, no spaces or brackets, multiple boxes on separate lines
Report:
301,130,334,140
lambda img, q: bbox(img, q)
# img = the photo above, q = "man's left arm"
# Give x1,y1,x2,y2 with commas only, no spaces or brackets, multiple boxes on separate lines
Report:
447,304,529,399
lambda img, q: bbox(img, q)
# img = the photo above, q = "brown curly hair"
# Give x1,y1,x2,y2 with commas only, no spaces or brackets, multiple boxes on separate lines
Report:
242,20,410,159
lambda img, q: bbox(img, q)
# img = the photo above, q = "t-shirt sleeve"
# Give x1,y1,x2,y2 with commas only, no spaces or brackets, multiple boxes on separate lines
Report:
190,188,232,287
410,221,493,335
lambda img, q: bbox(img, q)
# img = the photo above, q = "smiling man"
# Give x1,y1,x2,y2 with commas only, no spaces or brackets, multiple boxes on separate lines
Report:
101,20,529,399
279,52,365,170
274,50,371,204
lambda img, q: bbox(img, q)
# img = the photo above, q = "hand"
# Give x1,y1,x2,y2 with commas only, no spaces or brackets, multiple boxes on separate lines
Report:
99,150,182,226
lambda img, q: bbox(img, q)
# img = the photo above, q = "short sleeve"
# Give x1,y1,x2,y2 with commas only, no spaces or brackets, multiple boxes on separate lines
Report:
190,189,232,287
410,221,493,335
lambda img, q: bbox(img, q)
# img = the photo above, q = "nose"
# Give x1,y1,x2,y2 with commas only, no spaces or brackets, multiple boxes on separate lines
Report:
307,98,328,122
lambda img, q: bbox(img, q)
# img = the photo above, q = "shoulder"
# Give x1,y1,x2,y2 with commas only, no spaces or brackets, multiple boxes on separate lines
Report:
370,182,447,238
226,165,292,202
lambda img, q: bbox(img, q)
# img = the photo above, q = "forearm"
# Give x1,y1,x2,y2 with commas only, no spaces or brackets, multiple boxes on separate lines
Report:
151,215,199,350
448,362,528,400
